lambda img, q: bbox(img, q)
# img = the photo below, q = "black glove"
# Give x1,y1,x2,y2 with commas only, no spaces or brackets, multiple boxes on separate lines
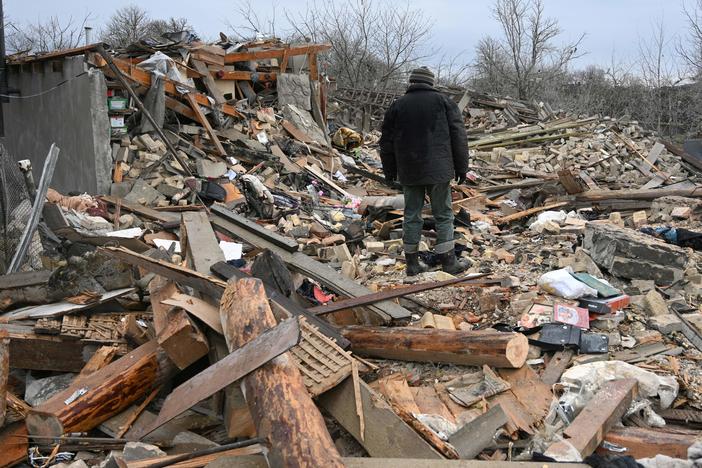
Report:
455,172,467,185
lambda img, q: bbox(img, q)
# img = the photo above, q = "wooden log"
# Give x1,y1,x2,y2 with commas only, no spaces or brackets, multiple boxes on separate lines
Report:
26,340,177,437
545,379,637,461
341,326,528,368
219,278,344,467
0,331,8,427
599,426,698,459
184,92,227,157
150,276,209,370
495,202,568,225
575,187,702,203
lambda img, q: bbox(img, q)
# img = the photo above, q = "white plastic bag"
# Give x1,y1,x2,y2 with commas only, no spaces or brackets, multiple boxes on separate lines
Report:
537,267,598,299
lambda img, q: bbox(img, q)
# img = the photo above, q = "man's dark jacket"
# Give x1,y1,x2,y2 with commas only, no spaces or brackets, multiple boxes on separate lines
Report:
379,83,469,186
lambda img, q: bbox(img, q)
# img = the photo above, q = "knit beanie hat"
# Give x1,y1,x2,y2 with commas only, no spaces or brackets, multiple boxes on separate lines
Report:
409,66,435,86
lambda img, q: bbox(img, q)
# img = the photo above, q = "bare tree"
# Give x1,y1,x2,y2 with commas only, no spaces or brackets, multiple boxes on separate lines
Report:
286,0,432,90
679,0,702,77
473,0,584,100
433,51,472,89
228,0,281,39
101,5,195,48
6,14,91,54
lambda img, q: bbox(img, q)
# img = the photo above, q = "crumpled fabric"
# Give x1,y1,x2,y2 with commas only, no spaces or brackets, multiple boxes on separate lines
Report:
46,188,97,213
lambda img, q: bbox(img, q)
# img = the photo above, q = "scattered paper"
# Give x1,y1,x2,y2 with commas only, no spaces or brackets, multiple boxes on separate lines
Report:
219,241,242,260
105,227,144,238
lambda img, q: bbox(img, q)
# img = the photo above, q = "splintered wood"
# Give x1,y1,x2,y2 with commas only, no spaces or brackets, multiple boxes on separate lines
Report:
290,318,353,396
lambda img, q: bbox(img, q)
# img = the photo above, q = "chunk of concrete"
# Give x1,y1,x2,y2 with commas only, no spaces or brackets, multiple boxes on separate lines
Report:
122,442,166,462
583,222,687,284
196,159,227,179
124,179,165,206
643,290,669,317
631,210,648,228
649,314,683,334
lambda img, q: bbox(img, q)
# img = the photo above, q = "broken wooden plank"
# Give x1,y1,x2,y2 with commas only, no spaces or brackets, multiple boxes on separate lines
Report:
599,426,697,460
219,278,344,467
341,327,529,368
449,404,508,459
558,169,585,194
496,202,569,225
224,44,331,64
162,292,223,334
497,365,553,424
26,340,178,437
134,317,300,440
545,379,638,461
150,276,209,370
184,92,227,156
181,211,226,274
541,349,575,385
318,377,443,459
191,59,226,104
75,345,118,384
309,273,491,315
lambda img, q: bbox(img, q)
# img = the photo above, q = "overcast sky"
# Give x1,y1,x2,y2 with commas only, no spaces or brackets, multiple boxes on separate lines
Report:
4,0,692,71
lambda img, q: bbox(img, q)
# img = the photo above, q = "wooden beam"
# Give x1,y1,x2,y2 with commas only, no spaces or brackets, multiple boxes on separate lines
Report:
2,325,88,372
191,59,226,104
210,205,299,252
181,211,226,274
26,341,178,436
495,202,569,225
224,44,331,64
318,377,443,459
214,70,277,81
7,42,106,64
184,92,227,156
309,274,491,315
599,426,697,459
545,379,638,460
100,196,179,223
219,278,344,467
341,327,529,368
150,276,209,370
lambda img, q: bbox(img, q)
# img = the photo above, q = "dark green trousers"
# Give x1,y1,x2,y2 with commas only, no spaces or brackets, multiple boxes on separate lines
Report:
402,183,454,254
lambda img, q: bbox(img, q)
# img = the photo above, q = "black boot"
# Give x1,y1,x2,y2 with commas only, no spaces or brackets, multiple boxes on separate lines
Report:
405,252,428,276
439,251,469,275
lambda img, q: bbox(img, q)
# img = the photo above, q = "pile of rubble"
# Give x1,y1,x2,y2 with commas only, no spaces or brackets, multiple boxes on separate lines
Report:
1,32,702,468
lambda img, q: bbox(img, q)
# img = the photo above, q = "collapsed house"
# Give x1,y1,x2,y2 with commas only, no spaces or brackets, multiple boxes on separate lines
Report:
0,32,701,468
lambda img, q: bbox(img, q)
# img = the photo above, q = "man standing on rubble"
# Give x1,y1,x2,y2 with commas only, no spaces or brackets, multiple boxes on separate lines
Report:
379,66,470,276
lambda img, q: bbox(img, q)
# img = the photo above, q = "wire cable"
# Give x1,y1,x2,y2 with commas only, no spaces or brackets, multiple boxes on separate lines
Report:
0,71,88,99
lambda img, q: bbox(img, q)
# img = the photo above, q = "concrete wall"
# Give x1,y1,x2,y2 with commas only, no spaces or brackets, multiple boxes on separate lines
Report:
3,56,111,195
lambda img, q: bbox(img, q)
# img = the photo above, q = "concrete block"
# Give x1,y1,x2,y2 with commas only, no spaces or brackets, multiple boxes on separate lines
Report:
643,290,669,316
583,223,687,283
322,234,346,247
124,179,165,206
631,210,648,228
122,442,166,462
685,313,702,333
671,207,692,219
341,261,357,279
649,314,683,334
333,243,353,263
365,241,385,253
608,212,624,227
196,159,227,178
542,220,561,234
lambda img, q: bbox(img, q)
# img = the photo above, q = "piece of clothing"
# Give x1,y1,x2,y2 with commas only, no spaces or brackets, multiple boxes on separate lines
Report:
379,83,469,186
402,183,455,254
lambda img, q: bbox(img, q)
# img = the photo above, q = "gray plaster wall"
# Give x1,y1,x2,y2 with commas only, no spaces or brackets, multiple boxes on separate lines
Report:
4,56,111,194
